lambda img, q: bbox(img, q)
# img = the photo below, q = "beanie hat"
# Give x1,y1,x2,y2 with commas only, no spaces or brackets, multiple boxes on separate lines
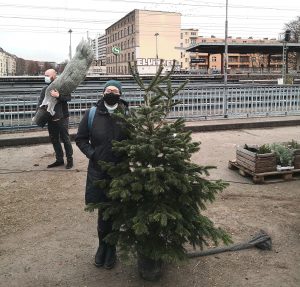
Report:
103,80,122,94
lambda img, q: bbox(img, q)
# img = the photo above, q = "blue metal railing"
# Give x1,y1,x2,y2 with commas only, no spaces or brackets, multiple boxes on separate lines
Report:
1,83,300,131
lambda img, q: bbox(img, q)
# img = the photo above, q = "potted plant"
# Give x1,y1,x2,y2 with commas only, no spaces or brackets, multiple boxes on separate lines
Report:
270,143,294,171
86,60,231,281
284,140,300,169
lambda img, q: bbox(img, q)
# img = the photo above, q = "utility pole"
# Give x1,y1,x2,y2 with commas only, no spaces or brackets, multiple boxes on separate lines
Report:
154,33,159,73
224,0,229,117
282,30,290,84
68,29,73,61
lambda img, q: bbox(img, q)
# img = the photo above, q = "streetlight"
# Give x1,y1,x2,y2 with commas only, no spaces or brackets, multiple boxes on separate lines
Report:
224,0,229,118
154,32,159,72
68,29,73,61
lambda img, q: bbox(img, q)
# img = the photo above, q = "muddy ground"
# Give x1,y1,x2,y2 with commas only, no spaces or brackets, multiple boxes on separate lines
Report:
0,126,299,287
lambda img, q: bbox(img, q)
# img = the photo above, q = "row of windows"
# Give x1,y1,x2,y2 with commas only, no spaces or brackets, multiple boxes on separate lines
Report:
106,38,135,54
107,51,135,64
107,65,131,75
180,31,197,39
107,25,135,44
107,14,135,34
180,38,197,45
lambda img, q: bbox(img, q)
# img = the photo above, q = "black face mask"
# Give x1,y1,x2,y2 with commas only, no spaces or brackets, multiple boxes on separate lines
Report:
103,93,120,106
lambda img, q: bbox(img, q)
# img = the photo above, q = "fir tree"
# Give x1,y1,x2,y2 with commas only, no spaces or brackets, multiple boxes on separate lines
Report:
86,60,231,263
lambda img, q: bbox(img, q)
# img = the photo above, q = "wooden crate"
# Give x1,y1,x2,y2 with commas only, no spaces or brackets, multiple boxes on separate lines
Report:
293,150,300,169
236,146,277,173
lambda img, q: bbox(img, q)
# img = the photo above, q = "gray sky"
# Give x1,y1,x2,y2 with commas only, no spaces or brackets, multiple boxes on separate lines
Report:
0,0,299,63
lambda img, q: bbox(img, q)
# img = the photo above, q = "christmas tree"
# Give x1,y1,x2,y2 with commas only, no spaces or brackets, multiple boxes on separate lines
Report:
86,60,231,267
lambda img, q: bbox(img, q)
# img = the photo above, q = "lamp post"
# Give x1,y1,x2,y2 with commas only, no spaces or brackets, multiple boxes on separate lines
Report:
224,0,229,118
68,29,73,61
154,32,159,72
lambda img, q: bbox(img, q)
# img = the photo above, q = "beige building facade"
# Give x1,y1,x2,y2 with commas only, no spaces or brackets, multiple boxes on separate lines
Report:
180,29,199,70
0,48,16,76
105,10,181,75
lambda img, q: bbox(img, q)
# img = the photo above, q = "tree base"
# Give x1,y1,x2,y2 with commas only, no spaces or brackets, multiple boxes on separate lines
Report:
137,253,163,281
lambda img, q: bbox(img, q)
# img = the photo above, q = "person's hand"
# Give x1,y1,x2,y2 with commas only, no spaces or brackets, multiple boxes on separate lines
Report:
50,89,59,98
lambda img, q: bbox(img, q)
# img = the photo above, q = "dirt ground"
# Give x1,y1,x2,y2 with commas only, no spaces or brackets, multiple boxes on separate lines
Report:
0,126,300,287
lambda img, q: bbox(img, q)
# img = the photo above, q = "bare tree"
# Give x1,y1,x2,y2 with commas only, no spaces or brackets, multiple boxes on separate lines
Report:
284,16,300,43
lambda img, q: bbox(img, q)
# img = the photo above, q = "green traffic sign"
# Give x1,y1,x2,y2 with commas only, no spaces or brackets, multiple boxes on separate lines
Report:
112,46,121,55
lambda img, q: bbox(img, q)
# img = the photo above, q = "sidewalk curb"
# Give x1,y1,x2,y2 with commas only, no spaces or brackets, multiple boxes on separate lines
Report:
1,119,300,148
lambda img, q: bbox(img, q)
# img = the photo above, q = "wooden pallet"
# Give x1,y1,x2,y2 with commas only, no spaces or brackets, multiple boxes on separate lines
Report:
228,160,300,184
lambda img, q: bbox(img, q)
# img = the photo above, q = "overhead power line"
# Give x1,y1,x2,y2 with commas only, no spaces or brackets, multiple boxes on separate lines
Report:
92,0,300,11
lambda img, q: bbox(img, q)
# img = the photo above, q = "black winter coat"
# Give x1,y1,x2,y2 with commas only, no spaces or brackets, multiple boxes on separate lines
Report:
75,99,129,204
37,86,71,120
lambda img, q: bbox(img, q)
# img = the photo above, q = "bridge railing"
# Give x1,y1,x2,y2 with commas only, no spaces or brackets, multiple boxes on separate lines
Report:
1,84,300,131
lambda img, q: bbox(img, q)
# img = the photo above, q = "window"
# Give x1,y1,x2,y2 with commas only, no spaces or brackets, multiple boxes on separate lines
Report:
240,56,250,63
128,53,130,61
132,51,134,60
211,56,217,62
229,56,238,62
180,33,183,39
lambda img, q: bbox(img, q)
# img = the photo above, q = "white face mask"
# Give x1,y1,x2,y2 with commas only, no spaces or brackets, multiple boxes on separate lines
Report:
44,76,51,84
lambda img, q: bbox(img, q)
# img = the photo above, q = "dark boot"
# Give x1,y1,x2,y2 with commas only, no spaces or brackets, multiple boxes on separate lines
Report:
104,245,116,269
94,242,106,267
47,160,64,168
66,158,73,169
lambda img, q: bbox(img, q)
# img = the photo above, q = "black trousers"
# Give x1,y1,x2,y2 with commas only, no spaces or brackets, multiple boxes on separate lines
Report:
48,117,73,161
98,209,112,237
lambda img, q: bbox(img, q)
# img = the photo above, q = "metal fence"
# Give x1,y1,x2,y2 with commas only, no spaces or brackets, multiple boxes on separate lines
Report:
1,84,300,131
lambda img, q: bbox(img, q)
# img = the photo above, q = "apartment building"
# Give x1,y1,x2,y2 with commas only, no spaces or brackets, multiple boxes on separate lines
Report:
91,34,106,66
105,9,181,75
190,36,281,73
0,48,16,76
180,29,201,70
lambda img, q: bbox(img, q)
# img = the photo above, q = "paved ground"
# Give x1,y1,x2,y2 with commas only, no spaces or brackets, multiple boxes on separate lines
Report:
0,125,300,287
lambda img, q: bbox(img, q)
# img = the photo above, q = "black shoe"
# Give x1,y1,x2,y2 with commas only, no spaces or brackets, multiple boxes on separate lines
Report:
103,245,116,269
66,158,73,169
94,243,106,268
47,161,64,168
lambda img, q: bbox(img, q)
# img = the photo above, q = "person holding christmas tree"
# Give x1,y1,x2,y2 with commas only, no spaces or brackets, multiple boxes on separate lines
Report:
75,80,129,269
36,69,74,169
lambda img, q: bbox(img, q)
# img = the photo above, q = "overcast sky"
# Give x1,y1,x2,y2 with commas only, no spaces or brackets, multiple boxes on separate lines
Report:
0,0,299,63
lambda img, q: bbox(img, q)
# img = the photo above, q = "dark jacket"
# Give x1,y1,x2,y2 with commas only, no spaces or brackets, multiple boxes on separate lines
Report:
38,86,71,120
75,99,129,204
